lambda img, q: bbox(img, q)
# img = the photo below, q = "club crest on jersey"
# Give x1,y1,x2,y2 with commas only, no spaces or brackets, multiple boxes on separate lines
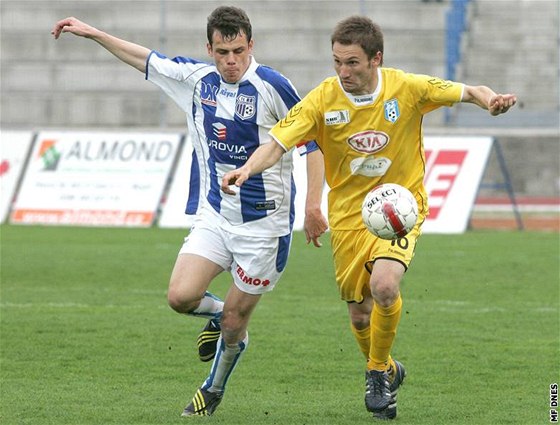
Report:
235,94,256,120
384,99,400,123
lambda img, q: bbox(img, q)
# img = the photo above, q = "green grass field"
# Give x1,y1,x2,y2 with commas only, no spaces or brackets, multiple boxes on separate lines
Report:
1,224,558,425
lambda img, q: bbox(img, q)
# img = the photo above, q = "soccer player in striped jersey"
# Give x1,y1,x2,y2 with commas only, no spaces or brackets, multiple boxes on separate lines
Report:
52,6,327,417
221,15,516,420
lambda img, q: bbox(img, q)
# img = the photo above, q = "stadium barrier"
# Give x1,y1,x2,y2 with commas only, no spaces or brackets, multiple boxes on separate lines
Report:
1,129,510,233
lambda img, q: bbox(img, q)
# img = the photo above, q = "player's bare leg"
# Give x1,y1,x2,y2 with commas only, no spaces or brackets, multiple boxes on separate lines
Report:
183,285,261,416
168,254,225,360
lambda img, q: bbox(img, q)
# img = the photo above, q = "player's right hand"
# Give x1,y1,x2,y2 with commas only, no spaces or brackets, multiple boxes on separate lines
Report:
221,169,249,195
304,208,328,247
51,17,95,39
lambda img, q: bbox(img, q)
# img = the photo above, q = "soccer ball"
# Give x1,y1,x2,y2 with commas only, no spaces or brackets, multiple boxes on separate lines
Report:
361,183,418,240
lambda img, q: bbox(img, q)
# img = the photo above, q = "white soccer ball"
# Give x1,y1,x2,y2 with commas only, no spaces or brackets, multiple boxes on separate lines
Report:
361,183,419,240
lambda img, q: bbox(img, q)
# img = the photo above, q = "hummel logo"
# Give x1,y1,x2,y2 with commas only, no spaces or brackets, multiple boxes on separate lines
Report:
279,106,302,128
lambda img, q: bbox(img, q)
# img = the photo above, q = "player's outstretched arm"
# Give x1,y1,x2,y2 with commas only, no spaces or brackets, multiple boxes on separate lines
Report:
462,85,517,116
51,17,150,73
221,141,286,195
304,149,328,247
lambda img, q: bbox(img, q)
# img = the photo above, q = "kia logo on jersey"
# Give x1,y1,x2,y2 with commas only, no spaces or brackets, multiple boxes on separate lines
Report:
347,130,389,154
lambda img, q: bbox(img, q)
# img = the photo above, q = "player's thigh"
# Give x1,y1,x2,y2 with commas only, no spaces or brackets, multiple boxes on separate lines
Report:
169,253,224,300
170,223,232,299
330,228,376,302
331,224,421,302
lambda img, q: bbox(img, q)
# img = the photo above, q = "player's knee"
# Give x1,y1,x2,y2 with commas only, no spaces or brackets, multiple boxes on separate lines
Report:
371,280,400,307
167,286,199,314
220,310,248,341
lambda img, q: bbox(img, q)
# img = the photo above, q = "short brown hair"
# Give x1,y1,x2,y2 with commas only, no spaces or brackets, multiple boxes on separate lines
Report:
207,6,252,45
331,16,384,62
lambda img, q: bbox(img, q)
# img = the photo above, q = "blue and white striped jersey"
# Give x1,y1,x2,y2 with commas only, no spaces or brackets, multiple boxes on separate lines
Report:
146,52,316,237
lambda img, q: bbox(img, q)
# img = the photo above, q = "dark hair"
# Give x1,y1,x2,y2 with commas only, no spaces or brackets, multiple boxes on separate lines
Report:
207,6,252,45
331,16,384,63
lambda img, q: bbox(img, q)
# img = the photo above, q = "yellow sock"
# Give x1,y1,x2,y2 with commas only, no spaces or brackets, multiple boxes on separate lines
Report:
350,323,370,360
367,295,402,371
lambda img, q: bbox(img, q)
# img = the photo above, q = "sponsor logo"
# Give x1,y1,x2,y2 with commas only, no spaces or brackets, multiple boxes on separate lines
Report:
427,77,453,91
200,81,219,106
235,94,256,120
347,130,389,153
279,105,302,128
255,200,276,211
384,98,400,123
353,94,374,105
212,122,227,140
35,138,175,171
37,140,61,171
236,265,270,287
219,87,237,98
207,139,248,160
350,157,391,177
424,149,468,219
325,110,350,125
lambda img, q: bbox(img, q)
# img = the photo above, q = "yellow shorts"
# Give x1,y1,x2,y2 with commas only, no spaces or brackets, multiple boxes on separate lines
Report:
330,222,422,303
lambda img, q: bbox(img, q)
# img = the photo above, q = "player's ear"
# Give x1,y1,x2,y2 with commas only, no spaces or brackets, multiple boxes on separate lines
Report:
207,42,213,57
372,51,383,67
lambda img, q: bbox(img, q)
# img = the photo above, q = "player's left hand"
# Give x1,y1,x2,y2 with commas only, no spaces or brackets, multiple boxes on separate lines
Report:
304,208,328,247
221,169,249,194
488,94,517,116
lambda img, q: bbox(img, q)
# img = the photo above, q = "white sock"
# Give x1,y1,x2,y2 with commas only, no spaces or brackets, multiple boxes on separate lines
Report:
189,292,223,320
203,333,249,393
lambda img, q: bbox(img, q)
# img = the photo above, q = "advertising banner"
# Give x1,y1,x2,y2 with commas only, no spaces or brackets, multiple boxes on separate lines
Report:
422,136,493,233
1,130,34,223
157,136,196,228
11,131,182,227
158,135,492,234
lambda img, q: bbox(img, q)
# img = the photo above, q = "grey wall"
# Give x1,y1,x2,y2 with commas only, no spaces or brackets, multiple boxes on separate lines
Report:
1,0,559,198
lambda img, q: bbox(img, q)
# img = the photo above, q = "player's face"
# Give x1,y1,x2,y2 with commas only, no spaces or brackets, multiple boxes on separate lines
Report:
332,42,381,95
208,30,254,84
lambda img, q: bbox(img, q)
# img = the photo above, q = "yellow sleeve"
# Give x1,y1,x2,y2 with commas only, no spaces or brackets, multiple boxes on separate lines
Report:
269,89,322,151
414,74,464,115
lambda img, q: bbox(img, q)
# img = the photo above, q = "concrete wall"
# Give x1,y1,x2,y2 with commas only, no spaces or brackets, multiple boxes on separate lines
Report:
1,0,558,198
0,0,450,128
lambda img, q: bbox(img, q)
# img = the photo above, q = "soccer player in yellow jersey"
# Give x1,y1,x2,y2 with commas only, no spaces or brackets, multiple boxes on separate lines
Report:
221,16,516,420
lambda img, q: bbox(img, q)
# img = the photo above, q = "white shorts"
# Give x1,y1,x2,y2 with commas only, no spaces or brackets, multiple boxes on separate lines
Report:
179,217,292,295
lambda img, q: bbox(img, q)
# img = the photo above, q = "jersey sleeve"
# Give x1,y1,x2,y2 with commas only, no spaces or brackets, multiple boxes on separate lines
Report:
145,51,211,112
256,66,320,156
269,89,322,153
412,74,464,115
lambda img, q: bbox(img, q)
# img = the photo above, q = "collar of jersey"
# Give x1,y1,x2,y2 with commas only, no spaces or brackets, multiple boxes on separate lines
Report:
339,68,382,106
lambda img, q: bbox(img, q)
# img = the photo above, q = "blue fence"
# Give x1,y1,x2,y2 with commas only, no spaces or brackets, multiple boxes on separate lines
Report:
445,0,470,123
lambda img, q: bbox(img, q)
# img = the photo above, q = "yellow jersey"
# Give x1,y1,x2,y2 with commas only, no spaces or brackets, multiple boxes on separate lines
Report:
270,68,464,230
